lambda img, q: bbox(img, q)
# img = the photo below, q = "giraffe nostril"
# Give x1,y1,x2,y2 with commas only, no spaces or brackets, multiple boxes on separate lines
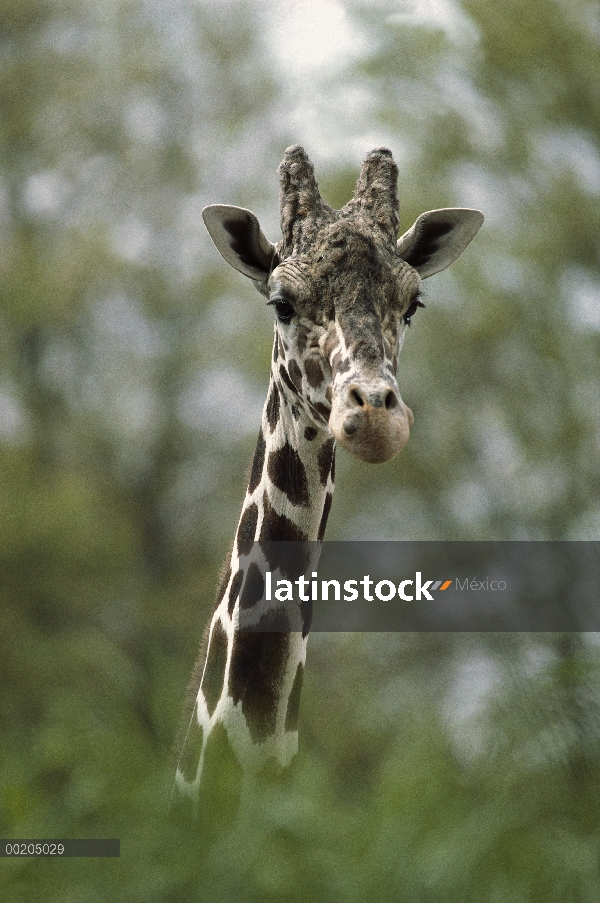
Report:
349,388,365,407
385,391,398,410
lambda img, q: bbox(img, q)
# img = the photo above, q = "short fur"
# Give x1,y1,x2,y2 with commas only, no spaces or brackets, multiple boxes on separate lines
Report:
172,147,483,820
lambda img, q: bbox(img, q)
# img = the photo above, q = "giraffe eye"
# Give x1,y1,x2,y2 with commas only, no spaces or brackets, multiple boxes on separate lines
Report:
268,295,295,325
403,296,425,326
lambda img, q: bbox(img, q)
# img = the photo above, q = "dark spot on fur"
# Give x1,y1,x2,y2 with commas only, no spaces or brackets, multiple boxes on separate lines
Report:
178,704,204,784
285,663,304,732
260,492,308,542
314,402,330,423
202,619,228,717
288,359,303,392
241,606,296,632
317,491,333,540
259,537,311,582
296,328,308,357
196,722,243,839
266,383,280,432
240,561,265,609
248,428,265,493
317,439,335,486
325,386,332,403
304,426,318,441
279,340,287,360
273,332,278,362
279,364,298,396
337,357,351,374
228,569,244,615
237,503,258,556
304,357,324,388
229,632,290,742
268,442,309,506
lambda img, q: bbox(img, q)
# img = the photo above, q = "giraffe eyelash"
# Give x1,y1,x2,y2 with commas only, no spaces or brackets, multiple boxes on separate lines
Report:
403,295,425,326
268,293,295,324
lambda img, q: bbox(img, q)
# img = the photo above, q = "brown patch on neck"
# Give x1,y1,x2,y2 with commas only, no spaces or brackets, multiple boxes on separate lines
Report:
248,428,266,494
260,492,308,542
229,631,290,742
202,619,228,717
317,438,335,486
267,441,310,507
304,357,324,388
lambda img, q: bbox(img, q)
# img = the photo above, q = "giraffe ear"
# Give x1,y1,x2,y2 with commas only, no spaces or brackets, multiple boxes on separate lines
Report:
397,208,484,279
202,205,277,282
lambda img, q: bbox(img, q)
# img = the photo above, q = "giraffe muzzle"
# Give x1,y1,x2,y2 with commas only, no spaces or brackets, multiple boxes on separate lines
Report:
330,381,413,464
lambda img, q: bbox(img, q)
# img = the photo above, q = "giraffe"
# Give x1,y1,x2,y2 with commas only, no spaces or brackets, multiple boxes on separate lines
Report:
173,145,483,829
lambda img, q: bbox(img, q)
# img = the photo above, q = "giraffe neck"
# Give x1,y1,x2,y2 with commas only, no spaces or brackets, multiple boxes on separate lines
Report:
174,329,335,820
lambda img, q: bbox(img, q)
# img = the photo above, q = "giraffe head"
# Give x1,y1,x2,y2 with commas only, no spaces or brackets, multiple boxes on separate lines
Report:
203,146,483,464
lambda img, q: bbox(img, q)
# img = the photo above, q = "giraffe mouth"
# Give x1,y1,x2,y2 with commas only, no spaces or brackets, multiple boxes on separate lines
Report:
329,381,413,464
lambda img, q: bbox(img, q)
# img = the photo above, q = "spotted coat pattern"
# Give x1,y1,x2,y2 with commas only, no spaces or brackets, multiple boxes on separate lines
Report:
174,335,335,814
173,145,483,822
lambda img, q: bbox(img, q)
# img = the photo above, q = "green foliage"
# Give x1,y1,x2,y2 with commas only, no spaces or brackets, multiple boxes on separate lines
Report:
1,0,600,900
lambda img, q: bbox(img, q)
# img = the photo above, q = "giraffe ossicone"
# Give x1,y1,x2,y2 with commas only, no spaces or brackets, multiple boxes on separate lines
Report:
173,145,483,824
